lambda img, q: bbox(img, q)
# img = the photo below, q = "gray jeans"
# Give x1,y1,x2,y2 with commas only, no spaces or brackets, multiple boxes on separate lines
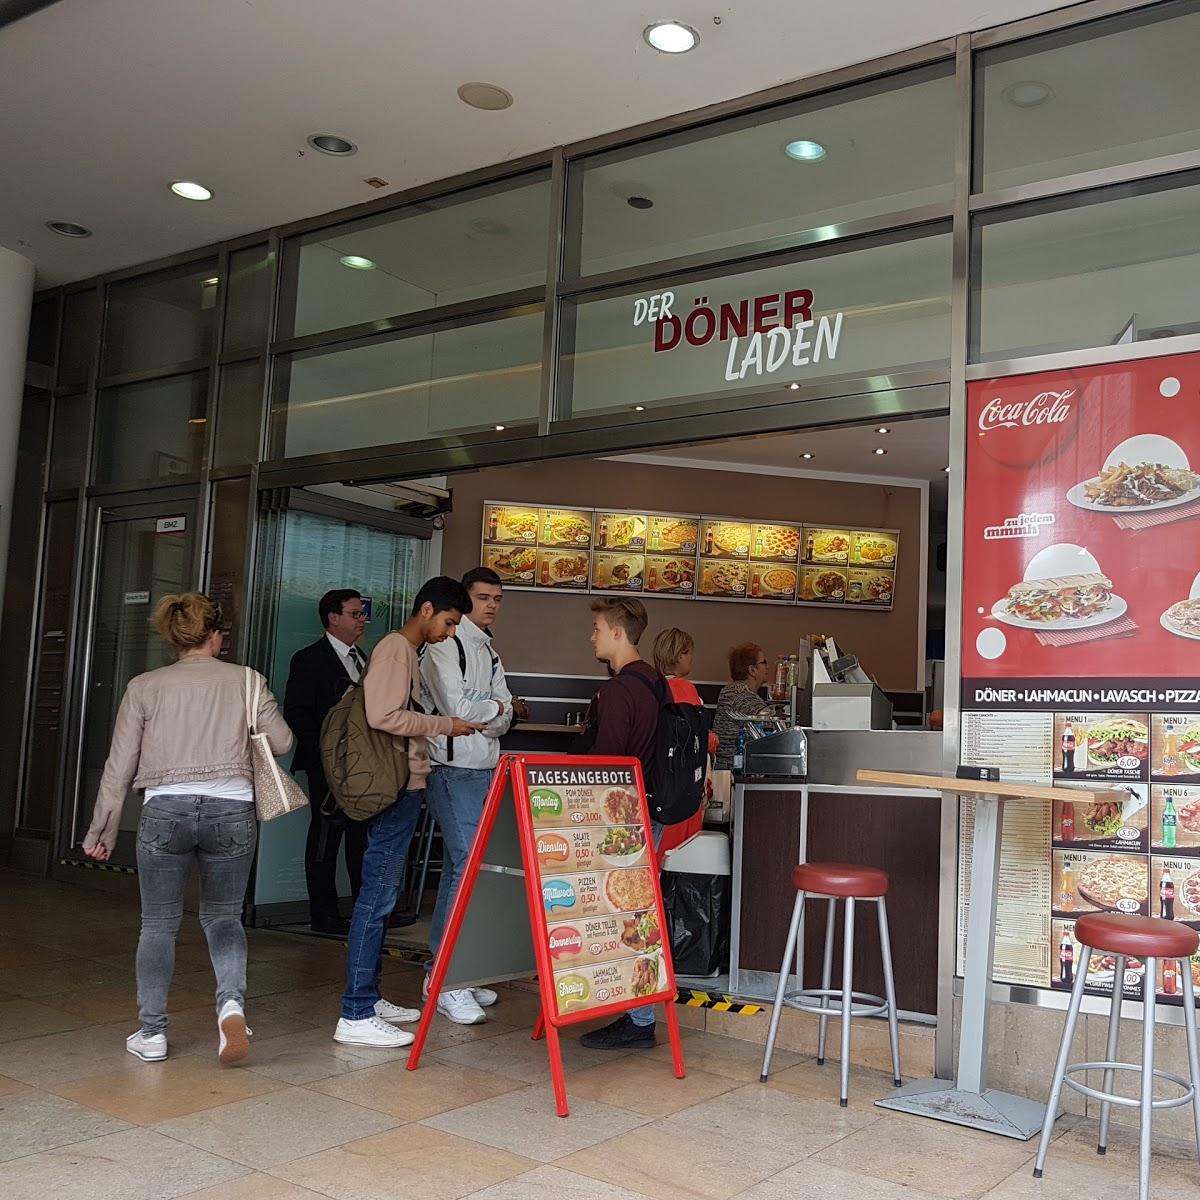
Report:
135,795,257,1035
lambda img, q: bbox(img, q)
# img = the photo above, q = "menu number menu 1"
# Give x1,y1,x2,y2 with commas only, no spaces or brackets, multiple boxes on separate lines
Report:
521,763,673,1019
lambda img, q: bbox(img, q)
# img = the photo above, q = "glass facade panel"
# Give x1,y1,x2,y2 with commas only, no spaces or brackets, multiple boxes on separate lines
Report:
48,391,89,490
279,172,551,338
27,297,58,368
274,309,543,459
214,358,265,468
571,64,955,278
94,372,208,485
57,288,99,389
224,244,273,354
975,1,1200,192
971,177,1200,362
103,260,218,376
562,233,951,418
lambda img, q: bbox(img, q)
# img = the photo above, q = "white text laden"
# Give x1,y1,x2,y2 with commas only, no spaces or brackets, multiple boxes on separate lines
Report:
723,314,844,382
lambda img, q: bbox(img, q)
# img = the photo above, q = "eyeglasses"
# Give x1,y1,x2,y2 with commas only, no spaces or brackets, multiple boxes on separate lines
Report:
755,659,768,666
343,611,369,621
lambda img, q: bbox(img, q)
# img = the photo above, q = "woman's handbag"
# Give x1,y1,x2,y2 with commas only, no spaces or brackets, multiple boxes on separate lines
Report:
245,666,309,822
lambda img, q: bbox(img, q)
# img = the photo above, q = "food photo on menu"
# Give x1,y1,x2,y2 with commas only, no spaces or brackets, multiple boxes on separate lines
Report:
1053,782,1148,853
802,527,851,564
961,354,1200,684
1051,918,1145,1000
1053,712,1149,782
1150,785,1200,853
1052,848,1149,919
1150,713,1200,781
1151,857,1200,928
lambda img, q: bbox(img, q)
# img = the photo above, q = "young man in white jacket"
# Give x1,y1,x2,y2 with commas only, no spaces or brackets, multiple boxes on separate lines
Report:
419,566,521,1024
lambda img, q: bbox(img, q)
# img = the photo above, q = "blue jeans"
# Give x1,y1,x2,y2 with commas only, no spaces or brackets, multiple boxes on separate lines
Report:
341,790,422,1020
425,765,492,971
135,795,257,1035
629,819,665,1028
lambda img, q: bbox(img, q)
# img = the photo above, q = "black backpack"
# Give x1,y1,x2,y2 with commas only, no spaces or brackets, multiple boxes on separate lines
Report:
628,670,706,825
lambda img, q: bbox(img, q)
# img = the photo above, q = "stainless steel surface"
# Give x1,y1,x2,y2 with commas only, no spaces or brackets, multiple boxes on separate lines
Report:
969,0,1168,50
874,1080,1049,1140
965,332,1200,381
812,683,893,731
805,729,942,784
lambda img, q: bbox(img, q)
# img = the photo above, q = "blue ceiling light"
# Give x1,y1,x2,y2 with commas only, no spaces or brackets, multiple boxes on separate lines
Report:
784,139,826,162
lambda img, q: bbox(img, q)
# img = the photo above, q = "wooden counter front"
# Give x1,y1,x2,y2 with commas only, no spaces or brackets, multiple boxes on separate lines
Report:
737,787,941,1015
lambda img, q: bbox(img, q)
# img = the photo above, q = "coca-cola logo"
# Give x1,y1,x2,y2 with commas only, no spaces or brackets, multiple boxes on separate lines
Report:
978,389,1075,432
548,926,583,957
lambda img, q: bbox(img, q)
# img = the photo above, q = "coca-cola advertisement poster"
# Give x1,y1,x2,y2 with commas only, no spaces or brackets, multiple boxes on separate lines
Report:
962,353,1200,709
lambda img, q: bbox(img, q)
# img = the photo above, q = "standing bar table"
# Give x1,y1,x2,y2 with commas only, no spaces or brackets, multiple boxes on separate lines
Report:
857,769,1111,1140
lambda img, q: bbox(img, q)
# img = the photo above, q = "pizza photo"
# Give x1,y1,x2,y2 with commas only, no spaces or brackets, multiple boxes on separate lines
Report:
699,560,749,597
1182,871,1200,918
1076,855,1148,913
604,867,656,914
645,555,695,594
701,521,752,558
1161,599,1200,642
751,564,798,599
649,516,699,553
751,524,801,562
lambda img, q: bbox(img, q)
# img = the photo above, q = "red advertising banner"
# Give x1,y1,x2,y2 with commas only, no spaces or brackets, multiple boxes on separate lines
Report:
958,353,1200,1005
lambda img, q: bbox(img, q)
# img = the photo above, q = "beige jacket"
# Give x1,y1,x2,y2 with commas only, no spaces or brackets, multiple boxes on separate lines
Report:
93,656,294,820
363,631,453,790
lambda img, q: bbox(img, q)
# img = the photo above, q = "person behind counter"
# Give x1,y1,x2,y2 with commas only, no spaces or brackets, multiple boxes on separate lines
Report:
713,642,774,770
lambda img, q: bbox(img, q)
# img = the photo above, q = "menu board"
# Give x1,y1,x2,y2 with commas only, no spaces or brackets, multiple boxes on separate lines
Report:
522,762,672,1019
959,353,1200,1009
481,500,897,609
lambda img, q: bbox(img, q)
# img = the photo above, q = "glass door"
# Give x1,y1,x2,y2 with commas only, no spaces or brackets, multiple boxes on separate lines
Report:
66,495,199,865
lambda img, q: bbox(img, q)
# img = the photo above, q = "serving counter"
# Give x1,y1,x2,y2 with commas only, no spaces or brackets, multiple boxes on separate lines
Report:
730,729,944,1016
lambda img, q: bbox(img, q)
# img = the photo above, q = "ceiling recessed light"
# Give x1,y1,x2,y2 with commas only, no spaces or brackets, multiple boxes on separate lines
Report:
873,447,887,456
627,195,654,210
457,82,513,111
494,424,506,431
339,255,376,270
170,180,213,201
46,221,92,238
644,21,699,53
876,426,890,434
943,466,951,473
784,139,826,162
801,452,814,460
789,382,800,391
308,133,357,156
1002,80,1054,108
633,405,646,412
201,276,218,287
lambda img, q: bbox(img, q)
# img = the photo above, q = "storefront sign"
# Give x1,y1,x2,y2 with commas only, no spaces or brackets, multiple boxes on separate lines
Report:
636,286,845,383
958,352,1200,1005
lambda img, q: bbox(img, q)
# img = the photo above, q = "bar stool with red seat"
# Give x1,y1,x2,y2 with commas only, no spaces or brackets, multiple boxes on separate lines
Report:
1033,912,1200,1200
759,861,901,1106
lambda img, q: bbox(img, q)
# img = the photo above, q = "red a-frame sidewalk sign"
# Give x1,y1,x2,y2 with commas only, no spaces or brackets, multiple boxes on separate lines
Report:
406,753,686,1116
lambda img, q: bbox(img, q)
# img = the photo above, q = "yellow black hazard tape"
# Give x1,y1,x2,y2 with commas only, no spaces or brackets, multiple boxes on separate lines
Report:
676,988,762,1015
59,857,136,875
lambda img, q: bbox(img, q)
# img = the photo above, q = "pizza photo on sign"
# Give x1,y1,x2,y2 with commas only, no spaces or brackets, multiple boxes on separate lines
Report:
750,524,801,563
992,543,1126,632
749,562,798,600
1160,570,1200,642
1067,434,1200,513
1053,849,1148,917
647,515,699,554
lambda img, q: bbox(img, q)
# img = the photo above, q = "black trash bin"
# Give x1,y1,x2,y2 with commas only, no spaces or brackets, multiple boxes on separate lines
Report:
660,833,731,979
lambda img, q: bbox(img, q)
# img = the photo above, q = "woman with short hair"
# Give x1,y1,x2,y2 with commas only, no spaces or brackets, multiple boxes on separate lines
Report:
83,592,293,1066
713,642,773,770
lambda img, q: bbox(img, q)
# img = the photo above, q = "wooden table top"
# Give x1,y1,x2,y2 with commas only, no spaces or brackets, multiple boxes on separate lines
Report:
855,768,1122,804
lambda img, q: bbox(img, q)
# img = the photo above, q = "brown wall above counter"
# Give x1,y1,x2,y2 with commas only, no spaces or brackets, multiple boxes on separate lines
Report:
440,456,925,689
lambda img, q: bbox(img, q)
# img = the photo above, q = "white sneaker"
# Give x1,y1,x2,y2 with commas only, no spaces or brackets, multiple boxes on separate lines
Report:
334,1015,415,1048
374,998,421,1024
217,1000,252,1065
437,988,487,1026
423,975,497,1010
126,1030,167,1062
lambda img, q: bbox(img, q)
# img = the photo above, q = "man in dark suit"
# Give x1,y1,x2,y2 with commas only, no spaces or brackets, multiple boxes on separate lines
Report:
285,589,370,935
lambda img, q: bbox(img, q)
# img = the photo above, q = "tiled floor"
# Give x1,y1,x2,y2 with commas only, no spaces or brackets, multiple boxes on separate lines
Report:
1,868,1197,1199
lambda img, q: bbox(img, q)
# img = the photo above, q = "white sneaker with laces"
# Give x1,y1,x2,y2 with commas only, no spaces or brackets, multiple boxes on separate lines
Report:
423,974,497,1011
217,999,252,1065
375,998,421,1024
334,1015,415,1048
126,1030,167,1062
437,988,487,1025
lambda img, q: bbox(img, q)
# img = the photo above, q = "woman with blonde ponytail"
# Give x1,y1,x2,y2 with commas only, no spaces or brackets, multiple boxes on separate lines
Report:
83,592,293,1066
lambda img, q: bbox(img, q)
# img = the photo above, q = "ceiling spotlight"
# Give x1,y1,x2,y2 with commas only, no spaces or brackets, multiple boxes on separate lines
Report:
644,21,699,53
339,255,376,270
943,466,951,473
494,424,506,431
308,133,357,156
457,82,514,111
873,447,888,456
171,180,213,201
627,195,654,210
801,452,814,460
789,383,800,391
1002,80,1054,108
46,221,92,238
784,139,826,162
633,405,646,412
876,426,890,434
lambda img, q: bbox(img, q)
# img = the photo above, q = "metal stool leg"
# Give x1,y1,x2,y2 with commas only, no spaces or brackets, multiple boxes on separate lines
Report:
1097,953,1126,1154
760,890,805,1082
839,896,855,1107
877,896,902,1087
817,897,837,1066
1138,957,1157,1200
1034,941,1090,1177
1180,957,1200,1164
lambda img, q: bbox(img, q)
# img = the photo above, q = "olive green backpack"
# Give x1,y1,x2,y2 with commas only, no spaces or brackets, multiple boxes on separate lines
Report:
319,677,409,821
